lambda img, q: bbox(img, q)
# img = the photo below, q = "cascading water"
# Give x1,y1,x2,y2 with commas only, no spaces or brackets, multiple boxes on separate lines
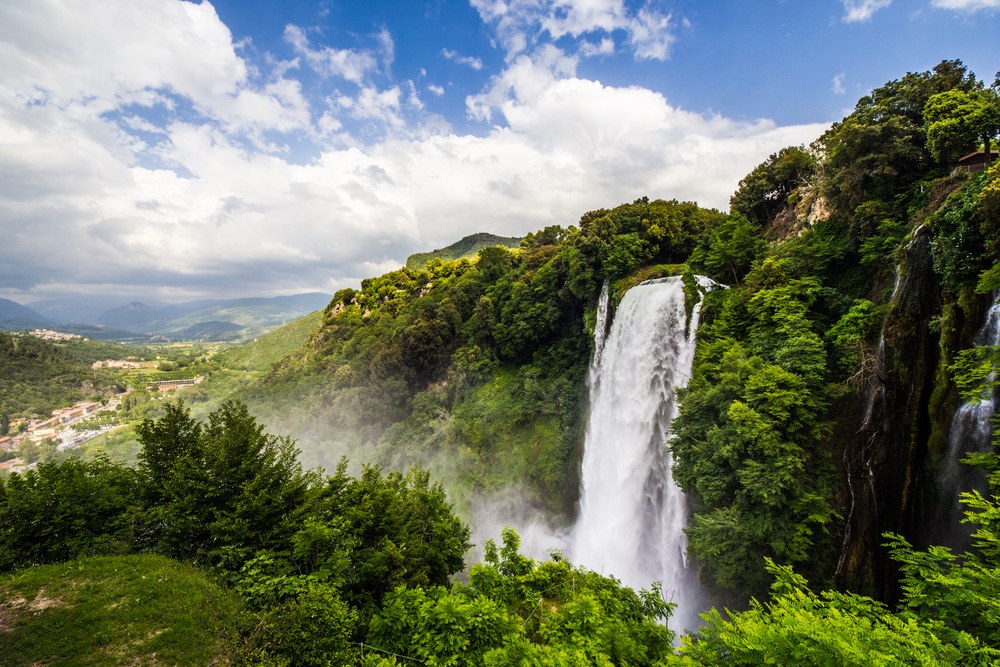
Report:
936,292,1000,547
572,275,710,634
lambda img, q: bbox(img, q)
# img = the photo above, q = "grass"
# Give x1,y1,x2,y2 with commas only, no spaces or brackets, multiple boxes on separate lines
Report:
0,554,245,666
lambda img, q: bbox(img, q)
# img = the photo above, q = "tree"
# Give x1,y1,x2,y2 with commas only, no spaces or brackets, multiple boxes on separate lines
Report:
819,59,978,213
134,400,318,569
690,213,767,284
366,528,674,667
730,146,817,226
309,462,471,611
924,88,1000,164
0,457,140,571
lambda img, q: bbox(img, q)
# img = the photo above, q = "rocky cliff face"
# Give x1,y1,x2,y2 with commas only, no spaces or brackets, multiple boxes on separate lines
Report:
836,225,940,599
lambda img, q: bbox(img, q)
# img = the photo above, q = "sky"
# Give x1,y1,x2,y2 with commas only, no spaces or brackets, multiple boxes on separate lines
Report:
0,0,997,303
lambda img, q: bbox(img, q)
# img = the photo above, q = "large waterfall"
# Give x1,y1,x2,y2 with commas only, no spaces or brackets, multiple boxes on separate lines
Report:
572,276,709,634
936,293,1000,547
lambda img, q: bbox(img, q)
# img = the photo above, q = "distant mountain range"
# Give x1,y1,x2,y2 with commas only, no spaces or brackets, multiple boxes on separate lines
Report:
1,293,331,342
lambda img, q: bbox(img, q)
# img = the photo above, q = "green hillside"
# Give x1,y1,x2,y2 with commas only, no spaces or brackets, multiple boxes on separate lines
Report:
217,308,324,372
247,200,720,513
147,294,329,341
0,554,243,666
405,231,522,269
0,333,128,419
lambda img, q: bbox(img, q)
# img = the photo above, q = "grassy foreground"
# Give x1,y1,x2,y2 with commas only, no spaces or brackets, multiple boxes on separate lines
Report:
0,554,244,666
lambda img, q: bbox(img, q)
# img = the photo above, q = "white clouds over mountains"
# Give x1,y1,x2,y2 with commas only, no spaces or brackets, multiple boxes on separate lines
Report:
0,0,828,301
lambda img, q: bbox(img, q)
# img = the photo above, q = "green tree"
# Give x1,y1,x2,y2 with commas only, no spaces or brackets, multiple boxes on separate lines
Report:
924,88,1000,163
366,528,673,667
0,457,140,571
689,213,767,284
134,400,318,569
819,59,976,215
730,146,817,226
310,462,471,611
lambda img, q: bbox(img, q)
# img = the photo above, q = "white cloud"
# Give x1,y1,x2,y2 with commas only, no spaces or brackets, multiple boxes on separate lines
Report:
832,73,846,95
580,37,616,57
842,0,892,22
428,84,446,96
376,27,395,71
627,7,675,60
442,48,485,70
0,0,309,136
471,0,678,61
284,24,378,84
0,0,828,302
931,0,1000,10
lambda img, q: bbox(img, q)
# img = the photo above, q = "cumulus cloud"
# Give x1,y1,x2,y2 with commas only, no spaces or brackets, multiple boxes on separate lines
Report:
842,0,892,22
0,0,309,136
579,37,616,57
471,0,678,61
0,0,827,303
931,0,1000,10
284,24,378,83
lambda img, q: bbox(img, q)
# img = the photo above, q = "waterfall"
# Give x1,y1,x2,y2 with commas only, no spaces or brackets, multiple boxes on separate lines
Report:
572,275,710,635
937,292,1000,546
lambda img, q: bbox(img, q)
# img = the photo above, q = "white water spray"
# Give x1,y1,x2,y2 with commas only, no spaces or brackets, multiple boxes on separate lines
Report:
572,276,710,634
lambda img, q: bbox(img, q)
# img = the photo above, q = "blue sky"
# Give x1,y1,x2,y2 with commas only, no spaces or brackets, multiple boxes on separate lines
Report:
0,0,997,302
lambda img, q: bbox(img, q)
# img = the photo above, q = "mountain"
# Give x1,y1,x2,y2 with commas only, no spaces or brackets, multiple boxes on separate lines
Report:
21,292,331,342
405,232,522,269
174,320,243,341
28,296,167,325
97,301,158,329
140,292,330,341
0,298,51,329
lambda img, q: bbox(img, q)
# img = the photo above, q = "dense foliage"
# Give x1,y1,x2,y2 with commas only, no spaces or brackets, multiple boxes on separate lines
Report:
670,59,1000,599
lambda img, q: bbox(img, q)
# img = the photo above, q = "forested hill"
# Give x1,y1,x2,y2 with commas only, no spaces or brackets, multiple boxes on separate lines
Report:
249,58,1000,603
404,232,523,269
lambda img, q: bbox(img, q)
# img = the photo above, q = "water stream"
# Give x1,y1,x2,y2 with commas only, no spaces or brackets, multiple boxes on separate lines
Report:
571,276,710,634
937,292,1000,547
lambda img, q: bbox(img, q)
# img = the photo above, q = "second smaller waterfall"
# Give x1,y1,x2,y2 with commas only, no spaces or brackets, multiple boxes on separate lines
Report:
936,293,1000,547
